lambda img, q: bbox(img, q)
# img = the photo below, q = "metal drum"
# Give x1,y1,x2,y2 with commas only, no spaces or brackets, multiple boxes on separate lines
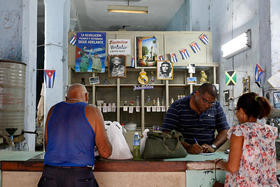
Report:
0,60,26,136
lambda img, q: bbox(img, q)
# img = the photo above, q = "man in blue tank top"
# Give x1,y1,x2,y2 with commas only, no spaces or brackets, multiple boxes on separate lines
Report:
38,83,112,187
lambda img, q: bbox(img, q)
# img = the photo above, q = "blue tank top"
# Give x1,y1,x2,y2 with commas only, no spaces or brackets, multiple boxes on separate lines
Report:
44,102,95,167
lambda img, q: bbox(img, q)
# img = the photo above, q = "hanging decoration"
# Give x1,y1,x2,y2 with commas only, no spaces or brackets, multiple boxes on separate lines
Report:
190,42,200,54
179,48,190,60
169,53,178,63
69,34,77,46
225,71,237,86
199,33,209,45
254,64,264,87
158,55,165,61
187,64,195,73
44,70,56,88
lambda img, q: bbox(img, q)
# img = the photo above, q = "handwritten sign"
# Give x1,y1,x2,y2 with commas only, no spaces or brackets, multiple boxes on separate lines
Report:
108,39,131,55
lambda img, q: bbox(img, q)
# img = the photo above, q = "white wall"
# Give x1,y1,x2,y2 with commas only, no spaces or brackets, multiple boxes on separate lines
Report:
210,0,271,125
189,0,271,125
271,0,280,75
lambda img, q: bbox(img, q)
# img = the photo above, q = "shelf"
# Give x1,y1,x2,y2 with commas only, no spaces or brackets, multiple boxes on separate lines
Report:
169,84,186,87
70,63,218,132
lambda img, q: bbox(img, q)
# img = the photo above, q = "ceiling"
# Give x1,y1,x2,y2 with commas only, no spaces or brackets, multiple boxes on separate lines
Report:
38,0,185,43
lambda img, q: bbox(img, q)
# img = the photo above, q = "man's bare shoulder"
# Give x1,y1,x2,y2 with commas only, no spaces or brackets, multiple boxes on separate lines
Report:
85,104,102,117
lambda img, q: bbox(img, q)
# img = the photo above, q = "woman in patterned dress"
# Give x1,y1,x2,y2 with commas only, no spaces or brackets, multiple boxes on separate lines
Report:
216,92,279,187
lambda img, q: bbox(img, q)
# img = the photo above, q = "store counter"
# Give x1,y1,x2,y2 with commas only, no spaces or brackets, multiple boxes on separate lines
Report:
1,151,278,187
0,151,228,187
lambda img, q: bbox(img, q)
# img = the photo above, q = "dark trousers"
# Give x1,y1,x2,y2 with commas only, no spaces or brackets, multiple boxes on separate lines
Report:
38,165,99,187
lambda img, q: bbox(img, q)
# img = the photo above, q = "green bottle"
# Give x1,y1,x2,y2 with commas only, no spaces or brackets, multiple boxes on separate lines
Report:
133,132,141,160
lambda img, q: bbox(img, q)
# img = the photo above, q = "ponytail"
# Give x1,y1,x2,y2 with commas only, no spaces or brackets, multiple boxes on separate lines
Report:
237,92,272,119
255,96,271,119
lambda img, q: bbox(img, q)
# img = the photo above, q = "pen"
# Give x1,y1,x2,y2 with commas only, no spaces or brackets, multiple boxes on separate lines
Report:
193,137,198,144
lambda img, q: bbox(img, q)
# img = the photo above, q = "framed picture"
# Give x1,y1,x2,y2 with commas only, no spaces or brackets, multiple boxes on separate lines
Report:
89,76,100,85
135,36,158,68
186,77,197,84
157,61,173,80
242,76,250,93
273,92,280,109
108,55,126,78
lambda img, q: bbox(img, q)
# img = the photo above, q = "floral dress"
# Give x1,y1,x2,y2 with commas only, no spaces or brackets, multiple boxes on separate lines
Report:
225,122,279,187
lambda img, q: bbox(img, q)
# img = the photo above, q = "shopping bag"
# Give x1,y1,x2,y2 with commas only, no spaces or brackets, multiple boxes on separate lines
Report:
143,130,187,159
140,129,149,155
105,121,133,160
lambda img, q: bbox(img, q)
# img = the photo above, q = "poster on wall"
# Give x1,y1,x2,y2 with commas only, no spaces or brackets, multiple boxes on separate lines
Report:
108,39,131,55
136,36,158,68
75,32,106,73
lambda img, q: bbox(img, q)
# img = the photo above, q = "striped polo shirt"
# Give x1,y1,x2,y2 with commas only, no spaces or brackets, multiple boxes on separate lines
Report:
162,95,229,145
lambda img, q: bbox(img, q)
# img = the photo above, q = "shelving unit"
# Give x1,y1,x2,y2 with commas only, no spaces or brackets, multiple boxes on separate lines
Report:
68,64,218,132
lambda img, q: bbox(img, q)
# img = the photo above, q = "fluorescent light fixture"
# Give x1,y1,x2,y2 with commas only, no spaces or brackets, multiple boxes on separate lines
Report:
108,5,148,14
221,29,251,59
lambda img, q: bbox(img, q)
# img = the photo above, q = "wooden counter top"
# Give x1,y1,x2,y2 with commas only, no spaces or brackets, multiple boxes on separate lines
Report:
0,160,187,172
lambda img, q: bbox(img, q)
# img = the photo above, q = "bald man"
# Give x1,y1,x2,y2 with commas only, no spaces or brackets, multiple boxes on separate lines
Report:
38,83,112,187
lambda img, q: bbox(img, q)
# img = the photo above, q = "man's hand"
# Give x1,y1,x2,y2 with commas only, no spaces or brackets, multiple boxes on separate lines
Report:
181,141,203,154
201,144,215,153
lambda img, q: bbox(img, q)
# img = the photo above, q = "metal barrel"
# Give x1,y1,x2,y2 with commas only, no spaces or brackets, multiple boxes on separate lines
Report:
0,60,26,136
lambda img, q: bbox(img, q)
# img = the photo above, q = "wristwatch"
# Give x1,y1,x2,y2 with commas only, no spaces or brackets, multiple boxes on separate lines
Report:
211,144,217,151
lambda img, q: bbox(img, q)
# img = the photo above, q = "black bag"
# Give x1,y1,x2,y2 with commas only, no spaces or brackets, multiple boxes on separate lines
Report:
143,130,187,159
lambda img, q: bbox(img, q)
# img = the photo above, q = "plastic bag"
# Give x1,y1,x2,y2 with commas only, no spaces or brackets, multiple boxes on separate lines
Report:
104,121,133,160
140,129,149,155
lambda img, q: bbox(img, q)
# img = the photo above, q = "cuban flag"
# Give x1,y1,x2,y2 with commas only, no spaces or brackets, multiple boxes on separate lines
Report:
158,55,165,61
199,33,209,45
170,53,178,63
255,64,264,87
179,49,190,60
131,57,135,67
44,70,56,88
69,34,77,46
190,42,200,54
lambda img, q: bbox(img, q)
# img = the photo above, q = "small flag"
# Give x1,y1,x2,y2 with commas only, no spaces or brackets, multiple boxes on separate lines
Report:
255,64,264,87
179,48,190,60
190,42,200,54
225,71,236,86
170,53,178,63
131,57,135,68
158,55,165,61
199,33,209,45
44,70,56,88
69,34,77,46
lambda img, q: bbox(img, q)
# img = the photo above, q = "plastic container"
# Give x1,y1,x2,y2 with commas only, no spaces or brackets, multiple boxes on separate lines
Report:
133,132,141,160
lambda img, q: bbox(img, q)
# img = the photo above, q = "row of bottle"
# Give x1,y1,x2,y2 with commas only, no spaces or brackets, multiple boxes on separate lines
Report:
122,94,187,108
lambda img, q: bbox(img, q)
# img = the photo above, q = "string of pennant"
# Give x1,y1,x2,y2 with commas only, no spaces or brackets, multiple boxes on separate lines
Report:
157,33,208,63
69,32,209,64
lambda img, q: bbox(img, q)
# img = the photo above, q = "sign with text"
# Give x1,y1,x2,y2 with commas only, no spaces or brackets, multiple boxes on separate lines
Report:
75,32,106,73
108,39,131,55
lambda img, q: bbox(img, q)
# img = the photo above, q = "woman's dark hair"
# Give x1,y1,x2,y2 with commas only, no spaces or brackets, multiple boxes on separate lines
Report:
237,92,272,119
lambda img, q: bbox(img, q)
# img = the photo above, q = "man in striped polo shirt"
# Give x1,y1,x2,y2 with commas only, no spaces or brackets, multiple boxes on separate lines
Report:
162,83,229,154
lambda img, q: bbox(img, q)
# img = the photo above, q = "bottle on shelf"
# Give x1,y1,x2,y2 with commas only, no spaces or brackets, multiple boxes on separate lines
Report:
146,96,151,106
136,96,140,106
133,132,141,160
81,77,86,85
